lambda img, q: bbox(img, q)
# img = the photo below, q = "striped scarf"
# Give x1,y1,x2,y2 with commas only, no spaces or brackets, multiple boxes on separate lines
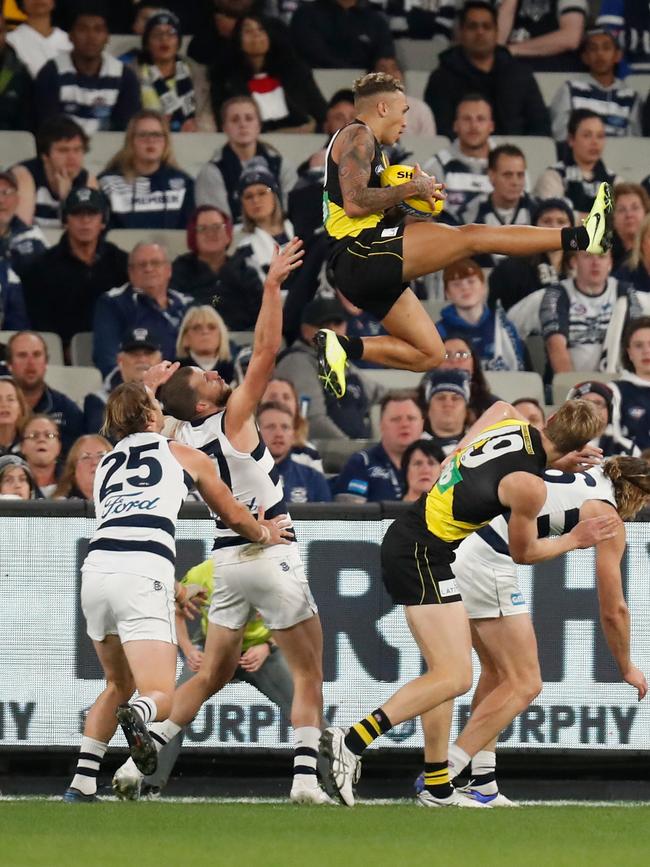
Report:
141,58,195,131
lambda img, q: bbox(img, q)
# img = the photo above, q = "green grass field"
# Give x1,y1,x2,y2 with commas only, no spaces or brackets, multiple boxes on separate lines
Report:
2,802,650,867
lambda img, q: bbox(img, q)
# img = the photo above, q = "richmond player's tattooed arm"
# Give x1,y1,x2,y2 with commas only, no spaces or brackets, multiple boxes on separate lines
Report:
337,125,442,217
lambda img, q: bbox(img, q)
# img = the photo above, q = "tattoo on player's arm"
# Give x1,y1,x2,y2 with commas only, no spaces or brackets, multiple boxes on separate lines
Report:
338,127,413,214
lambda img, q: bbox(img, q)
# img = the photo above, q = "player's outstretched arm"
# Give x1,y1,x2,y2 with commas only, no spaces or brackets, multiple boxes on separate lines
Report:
170,443,292,546
502,472,621,564
338,125,442,217
225,239,304,440
588,501,648,700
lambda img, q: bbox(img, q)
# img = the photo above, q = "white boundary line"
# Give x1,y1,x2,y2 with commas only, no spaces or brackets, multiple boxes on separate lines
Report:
1,795,649,806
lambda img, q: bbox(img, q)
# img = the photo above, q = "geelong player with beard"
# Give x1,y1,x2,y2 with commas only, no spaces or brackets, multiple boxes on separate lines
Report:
113,239,334,804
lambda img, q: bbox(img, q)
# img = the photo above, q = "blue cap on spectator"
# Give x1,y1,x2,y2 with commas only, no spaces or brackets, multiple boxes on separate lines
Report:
143,10,182,45
426,369,470,403
239,167,280,198
120,328,162,353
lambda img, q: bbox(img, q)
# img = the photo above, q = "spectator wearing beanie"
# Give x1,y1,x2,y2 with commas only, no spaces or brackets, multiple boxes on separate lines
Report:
233,167,295,285
99,109,194,230
0,453,38,499
566,379,639,456
133,10,197,132
423,369,470,456
171,205,263,331
437,258,526,371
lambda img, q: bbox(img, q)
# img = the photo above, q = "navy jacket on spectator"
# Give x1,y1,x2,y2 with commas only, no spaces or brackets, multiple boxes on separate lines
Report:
34,385,84,455
21,235,128,348
0,216,48,279
0,260,29,331
172,251,263,330
99,166,194,230
34,53,141,135
424,45,551,138
277,455,332,504
614,373,650,451
290,0,395,69
0,43,32,131
333,442,404,502
93,283,192,377
614,263,650,294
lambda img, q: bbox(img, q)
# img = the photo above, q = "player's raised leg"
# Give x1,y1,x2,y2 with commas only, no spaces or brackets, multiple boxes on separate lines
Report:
64,635,135,802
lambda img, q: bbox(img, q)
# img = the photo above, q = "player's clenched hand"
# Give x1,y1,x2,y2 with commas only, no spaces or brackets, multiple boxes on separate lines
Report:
257,508,293,545
411,164,446,205
143,360,180,392
570,513,622,548
623,664,648,701
266,237,304,287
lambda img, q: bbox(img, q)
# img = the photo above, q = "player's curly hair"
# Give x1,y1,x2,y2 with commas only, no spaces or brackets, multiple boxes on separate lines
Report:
102,383,155,441
603,456,650,520
353,72,404,101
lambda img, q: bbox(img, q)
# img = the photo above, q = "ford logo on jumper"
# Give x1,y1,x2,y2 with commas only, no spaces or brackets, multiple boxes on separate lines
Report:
101,492,161,519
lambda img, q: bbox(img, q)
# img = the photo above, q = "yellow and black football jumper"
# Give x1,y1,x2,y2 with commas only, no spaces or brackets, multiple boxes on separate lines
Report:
381,419,547,606
323,119,407,320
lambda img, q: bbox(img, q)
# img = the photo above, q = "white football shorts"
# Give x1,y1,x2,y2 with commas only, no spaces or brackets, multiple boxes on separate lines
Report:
209,542,318,631
81,570,176,644
452,533,529,619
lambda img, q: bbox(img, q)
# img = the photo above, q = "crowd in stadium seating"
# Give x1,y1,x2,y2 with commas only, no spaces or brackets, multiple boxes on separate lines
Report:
1,0,650,506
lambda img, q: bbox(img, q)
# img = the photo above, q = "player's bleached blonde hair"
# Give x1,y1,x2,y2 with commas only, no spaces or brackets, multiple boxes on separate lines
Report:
544,399,603,455
353,72,404,102
603,456,650,520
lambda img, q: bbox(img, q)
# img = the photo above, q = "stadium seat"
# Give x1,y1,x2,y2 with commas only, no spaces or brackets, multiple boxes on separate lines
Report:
359,368,423,390
45,364,102,408
229,331,255,348
86,131,124,176
484,370,545,405
491,136,556,190
170,133,222,177
421,297,446,321
0,130,36,170
533,72,581,106
313,69,364,100
405,71,429,101
525,334,546,377
107,228,187,259
69,332,94,367
604,138,649,184
395,38,444,71
313,438,374,474
263,133,329,167
551,370,615,405
400,134,450,167
40,227,63,247
0,330,64,365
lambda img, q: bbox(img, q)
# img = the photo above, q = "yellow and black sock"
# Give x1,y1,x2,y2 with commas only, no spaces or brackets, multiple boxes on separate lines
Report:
423,761,454,799
344,708,392,756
